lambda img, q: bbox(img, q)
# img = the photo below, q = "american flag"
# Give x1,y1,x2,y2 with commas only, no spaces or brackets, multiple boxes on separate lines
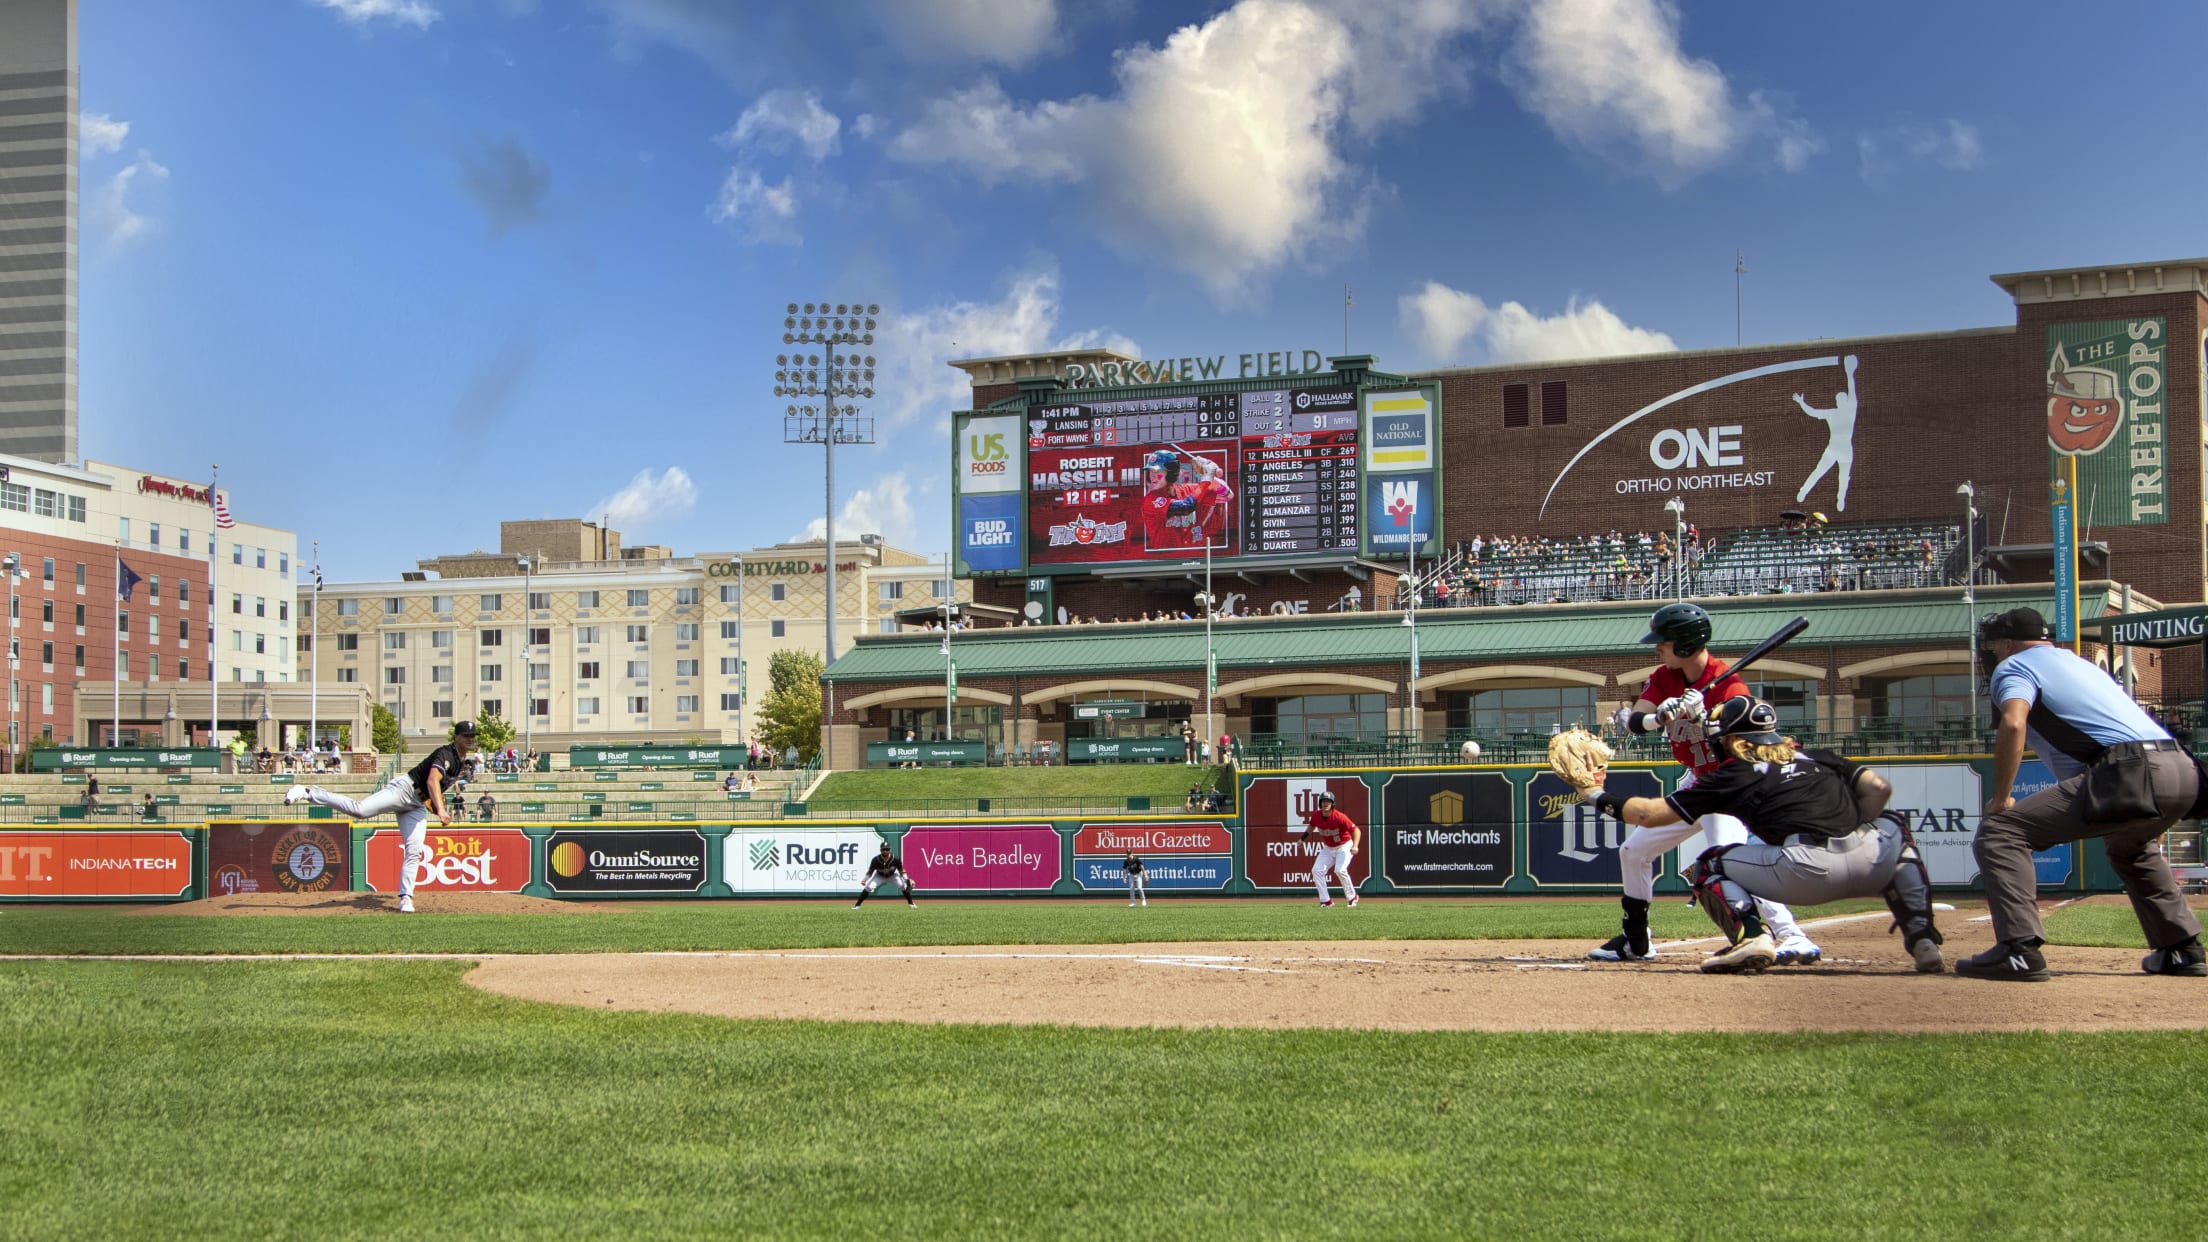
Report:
211,488,235,530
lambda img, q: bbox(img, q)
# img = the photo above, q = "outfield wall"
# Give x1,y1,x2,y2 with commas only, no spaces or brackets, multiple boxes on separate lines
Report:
0,757,2132,902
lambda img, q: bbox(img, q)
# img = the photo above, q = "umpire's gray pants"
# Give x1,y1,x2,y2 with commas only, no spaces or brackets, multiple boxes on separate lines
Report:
1974,748,2201,947
1719,821,1903,907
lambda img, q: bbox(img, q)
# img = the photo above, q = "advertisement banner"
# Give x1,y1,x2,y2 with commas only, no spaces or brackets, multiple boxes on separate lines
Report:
0,831,193,898
1240,776,1372,889
209,822,350,896
1073,822,1233,855
901,825,1062,891
723,829,883,894
545,829,709,895
1364,471,1435,554
567,746,746,769
2011,760,2074,885
32,748,221,771
1073,855,1231,891
1379,773,1513,889
1881,764,1983,885
866,740,986,765
1526,771,1662,886
2046,317,2167,526
1363,389,1434,472
958,413,1021,495
1065,736,1181,762
959,492,1024,574
364,828,531,894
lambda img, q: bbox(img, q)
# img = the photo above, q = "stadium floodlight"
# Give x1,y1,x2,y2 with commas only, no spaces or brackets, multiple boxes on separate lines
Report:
774,299,879,770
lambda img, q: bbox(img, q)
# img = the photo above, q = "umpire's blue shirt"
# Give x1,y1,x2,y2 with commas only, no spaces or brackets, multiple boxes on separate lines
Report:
1989,644,2169,782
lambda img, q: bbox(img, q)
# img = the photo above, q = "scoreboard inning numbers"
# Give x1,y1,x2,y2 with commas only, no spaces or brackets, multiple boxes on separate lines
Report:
1024,388,1361,567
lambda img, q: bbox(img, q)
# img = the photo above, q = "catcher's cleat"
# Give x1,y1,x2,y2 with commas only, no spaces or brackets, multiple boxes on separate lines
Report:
2141,937,2206,977
1954,940,2049,982
1908,936,1946,974
1587,933,1655,963
1700,932,1776,974
1773,937,1823,967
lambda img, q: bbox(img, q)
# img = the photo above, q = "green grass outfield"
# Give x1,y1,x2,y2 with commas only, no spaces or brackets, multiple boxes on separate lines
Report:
3,957,2204,1239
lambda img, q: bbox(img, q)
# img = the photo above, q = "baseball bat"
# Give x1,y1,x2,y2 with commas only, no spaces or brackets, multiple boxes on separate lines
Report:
1697,616,1810,690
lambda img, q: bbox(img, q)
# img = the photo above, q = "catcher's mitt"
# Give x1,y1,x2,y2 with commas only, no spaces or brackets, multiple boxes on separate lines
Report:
1547,725,1613,796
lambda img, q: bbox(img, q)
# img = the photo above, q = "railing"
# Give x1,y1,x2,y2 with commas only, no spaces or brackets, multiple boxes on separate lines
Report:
0,791,1213,824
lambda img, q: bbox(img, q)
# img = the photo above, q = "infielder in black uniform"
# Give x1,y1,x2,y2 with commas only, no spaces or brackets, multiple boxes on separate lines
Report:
1580,698,1943,974
1123,850,1148,907
852,842,917,908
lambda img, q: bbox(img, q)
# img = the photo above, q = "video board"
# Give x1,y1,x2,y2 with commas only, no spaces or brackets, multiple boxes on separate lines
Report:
1023,388,1361,567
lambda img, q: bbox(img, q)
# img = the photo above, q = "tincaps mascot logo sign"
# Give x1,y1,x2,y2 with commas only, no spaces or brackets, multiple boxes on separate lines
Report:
2046,342,2124,456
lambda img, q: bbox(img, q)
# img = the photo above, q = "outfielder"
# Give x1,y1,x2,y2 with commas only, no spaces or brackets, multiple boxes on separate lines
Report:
852,842,918,908
1123,851,1148,907
1303,790,1361,907
283,718,476,913
1592,603,1818,964
1572,696,1944,974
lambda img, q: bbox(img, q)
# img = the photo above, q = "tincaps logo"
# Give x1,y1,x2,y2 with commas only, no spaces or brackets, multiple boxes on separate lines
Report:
1428,789,1463,826
751,839,780,870
1382,480,1418,526
1048,516,1128,547
2046,342,2124,456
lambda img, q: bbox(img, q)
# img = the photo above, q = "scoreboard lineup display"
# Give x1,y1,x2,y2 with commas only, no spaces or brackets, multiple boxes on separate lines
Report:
1025,387,1361,566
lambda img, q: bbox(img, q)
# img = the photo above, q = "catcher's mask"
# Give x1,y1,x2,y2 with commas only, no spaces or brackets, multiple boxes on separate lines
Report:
1641,602,1713,657
1705,697,1782,746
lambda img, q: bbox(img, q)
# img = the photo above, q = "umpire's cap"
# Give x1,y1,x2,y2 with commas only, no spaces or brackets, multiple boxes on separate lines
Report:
1978,607,2051,645
452,720,478,738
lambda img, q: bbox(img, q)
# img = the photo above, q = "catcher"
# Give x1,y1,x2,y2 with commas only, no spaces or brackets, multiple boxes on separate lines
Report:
1554,697,1944,974
851,842,918,909
1589,603,1817,965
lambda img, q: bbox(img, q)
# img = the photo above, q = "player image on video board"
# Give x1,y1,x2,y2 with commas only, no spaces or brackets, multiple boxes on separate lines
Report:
1027,442,1238,565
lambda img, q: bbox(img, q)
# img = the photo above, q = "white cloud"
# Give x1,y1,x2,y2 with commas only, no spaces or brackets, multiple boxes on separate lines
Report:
890,1,1378,301
589,467,697,532
710,167,799,243
880,0,1060,69
797,471,917,547
873,262,1133,428
1860,118,1983,184
1509,0,1813,179
93,151,169,245
1399,281,1675,365
720,90,841,161
80,113,129,157
312,0,441,29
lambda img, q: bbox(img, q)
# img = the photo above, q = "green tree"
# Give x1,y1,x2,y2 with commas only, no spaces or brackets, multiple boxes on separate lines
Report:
371,704,401,754
755,649,824,763
474,706,515,752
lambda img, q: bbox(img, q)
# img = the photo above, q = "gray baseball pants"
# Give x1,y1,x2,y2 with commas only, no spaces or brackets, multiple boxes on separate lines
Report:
303,776,431,899
1715,820,1908,907
1973,749,2201,947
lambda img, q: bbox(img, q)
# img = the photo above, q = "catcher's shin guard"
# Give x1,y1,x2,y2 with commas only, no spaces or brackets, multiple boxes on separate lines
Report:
1622,895,1652,957
1880,813,1942,968
1685,846,1763,945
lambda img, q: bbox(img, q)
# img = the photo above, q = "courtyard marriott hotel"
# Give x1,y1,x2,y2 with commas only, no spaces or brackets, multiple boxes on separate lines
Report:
300,519,969,747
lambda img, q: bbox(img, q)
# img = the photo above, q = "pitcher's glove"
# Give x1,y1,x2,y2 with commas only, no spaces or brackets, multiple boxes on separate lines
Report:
1547,726,1613,799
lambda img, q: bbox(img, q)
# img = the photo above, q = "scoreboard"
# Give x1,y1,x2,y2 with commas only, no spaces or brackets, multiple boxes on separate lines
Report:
953,380,1440,580
1022,387,1361,567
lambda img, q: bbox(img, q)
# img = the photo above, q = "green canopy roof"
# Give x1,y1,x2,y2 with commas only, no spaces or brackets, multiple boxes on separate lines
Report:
825,585,2112,684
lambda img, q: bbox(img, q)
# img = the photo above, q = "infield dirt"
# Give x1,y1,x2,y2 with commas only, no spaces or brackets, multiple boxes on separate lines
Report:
466,910,2208,1034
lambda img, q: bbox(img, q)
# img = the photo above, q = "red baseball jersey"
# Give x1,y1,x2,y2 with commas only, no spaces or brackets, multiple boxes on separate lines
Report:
1640,656,1750,775
1304,807,1359,847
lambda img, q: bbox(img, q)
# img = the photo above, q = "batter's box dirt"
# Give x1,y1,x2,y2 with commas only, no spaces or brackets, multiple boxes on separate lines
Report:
468,914,2208,1034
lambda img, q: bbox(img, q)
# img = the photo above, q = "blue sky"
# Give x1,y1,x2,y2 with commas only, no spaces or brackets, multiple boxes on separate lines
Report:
76,0,2208,581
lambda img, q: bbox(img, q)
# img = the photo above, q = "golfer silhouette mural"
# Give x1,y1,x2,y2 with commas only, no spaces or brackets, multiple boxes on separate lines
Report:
1792,355,1860,510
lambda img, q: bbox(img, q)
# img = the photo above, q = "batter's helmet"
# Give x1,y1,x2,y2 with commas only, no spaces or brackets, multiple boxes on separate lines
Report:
1705,697,1782,745
1641,602,1713,656
1316,790,1337,806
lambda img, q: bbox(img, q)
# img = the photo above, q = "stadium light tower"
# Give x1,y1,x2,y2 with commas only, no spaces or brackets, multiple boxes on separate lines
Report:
1663,498,1687,599
1958,481,1978,737
775,301,877,770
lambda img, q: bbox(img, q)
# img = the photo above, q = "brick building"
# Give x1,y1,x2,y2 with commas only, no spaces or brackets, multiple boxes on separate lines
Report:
819,257,2207,760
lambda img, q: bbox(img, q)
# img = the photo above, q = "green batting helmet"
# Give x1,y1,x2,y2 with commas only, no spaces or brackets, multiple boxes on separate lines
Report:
1641,602,1713,656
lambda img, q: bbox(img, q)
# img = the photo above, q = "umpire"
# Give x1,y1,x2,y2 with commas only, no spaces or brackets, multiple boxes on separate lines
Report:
1960,607,2207,981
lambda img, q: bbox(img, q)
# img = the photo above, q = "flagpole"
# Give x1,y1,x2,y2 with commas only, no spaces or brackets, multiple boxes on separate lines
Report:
113,542,121,747
210,464,220,748
309,541,318,759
